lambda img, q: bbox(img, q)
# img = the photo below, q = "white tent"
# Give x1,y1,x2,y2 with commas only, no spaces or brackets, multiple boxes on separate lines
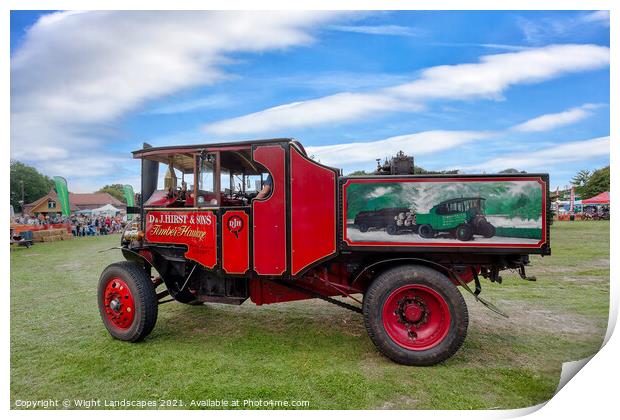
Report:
91,204,121,215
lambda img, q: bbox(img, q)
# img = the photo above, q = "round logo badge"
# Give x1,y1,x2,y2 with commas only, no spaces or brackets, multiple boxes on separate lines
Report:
227,215,244,238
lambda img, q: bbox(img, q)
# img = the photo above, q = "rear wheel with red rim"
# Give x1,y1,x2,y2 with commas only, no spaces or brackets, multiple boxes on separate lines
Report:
98,261,158,342
363,265,468,366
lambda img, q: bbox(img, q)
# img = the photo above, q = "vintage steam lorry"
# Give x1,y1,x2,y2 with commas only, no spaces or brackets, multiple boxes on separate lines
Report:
99,138,550,366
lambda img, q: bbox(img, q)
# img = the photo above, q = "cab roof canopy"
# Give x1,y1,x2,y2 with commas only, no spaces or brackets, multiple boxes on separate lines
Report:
132,138,306,175
437,197,486,206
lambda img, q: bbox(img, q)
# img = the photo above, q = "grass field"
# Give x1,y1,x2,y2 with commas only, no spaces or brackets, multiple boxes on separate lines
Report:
10,221,609,409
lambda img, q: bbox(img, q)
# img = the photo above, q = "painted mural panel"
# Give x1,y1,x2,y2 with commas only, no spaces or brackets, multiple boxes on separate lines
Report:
343,177,547,247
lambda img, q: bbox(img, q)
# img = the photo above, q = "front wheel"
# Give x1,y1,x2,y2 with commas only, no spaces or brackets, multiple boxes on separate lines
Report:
363,265,468,366
418,224,435,238
479,222,496,238
456,224,474,241
98,261,158,342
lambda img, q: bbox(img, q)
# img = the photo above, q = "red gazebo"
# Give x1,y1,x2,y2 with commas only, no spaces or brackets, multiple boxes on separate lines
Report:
582,191,610,205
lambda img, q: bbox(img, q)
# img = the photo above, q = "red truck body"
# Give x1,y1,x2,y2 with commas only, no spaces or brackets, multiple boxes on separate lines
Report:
98,138,550,365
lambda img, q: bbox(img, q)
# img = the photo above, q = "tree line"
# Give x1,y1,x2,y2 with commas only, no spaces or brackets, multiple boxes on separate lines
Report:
570,166,610,199
10,161,127,212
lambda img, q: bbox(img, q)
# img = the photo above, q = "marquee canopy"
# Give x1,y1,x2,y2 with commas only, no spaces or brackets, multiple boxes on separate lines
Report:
582,191,610,205
91,204,121,214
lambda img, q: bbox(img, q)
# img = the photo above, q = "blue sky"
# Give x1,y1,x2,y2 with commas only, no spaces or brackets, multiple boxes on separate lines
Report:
10,10,609,192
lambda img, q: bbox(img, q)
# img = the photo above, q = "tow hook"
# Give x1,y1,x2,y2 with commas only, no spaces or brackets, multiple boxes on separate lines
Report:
451,269,508,318
473,271,481,296
517,265,537,281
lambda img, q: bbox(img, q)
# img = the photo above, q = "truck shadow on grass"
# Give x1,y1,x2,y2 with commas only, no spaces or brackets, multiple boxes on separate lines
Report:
155,300,367,342
146,290,606,376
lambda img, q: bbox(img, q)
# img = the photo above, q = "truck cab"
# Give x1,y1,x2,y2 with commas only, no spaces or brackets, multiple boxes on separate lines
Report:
131,138,338,280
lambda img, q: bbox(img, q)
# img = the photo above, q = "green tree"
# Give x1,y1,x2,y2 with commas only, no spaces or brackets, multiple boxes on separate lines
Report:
347,170,372,176
581,166,609,199
414,166,459,175
347,166,459,176
98,184,127,203
10,161,54,212
571,169,591,195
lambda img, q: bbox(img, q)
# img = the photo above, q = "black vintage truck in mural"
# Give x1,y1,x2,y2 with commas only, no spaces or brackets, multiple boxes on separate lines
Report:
353,207,410,233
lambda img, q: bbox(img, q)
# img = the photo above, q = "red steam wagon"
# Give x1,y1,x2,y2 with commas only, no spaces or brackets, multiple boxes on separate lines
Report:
99,138,550,365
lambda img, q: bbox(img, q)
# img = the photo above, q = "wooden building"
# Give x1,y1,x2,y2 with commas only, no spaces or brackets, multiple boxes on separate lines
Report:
23,189,125,216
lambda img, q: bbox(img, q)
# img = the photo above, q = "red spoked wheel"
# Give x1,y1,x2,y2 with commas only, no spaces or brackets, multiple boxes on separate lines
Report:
381,285,450,351
98,261,158,342
363,265,468,366
102,277,135,330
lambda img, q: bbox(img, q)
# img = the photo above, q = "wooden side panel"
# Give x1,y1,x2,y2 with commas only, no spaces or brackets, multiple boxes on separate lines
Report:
290,148,337,275
222,210,250,274
252,146,286,275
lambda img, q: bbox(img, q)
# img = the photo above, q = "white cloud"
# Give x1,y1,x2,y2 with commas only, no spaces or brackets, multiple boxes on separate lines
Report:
518,12,610,44
145,95,234,115
306,130,492,168
580,11,610,26
511,103,601,132
430,42,531,51
269,71,413,92
458,136,609,172
10,11,346,188
205,92,420,135
387,44,609,100
329,24,423,37
204,44,609,136
305,105,608,173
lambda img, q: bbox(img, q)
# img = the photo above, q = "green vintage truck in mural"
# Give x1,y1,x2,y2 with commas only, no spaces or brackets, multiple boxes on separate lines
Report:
415,197,496,241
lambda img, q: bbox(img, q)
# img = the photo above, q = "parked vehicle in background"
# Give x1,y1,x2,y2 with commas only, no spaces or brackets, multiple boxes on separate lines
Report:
10,229,33,248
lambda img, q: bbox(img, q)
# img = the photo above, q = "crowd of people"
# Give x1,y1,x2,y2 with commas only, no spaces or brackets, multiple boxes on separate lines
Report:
12,213,127,237
12,214,65,226
69,214,125,236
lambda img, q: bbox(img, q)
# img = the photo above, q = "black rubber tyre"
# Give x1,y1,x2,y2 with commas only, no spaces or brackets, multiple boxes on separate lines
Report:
363,265,468,366
418,224,435,238
386,224,398,235
358,223,369,233
456,224,474,241
479,222,496,238
98,261,158,342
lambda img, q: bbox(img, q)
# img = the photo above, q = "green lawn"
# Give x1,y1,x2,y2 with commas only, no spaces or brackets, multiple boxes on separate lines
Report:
10,221,609,409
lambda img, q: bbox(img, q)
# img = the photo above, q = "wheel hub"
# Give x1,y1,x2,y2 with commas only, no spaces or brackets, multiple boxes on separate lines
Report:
109,298,121,312
102,277,135,330
402,300,425,323
382,284,451,351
